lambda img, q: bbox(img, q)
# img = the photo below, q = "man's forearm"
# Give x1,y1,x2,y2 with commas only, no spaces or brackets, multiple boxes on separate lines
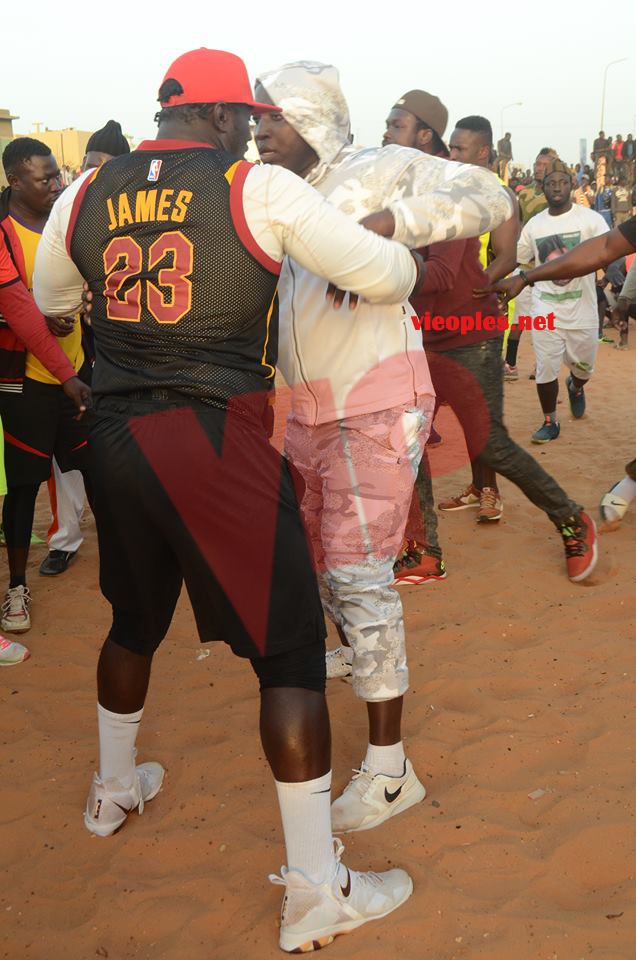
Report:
525,230,634,284
390,164,513,248
0,281,76,383
485,251,518,285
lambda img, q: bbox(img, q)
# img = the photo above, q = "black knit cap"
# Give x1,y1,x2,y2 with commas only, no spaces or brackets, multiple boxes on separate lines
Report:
86,120,130,156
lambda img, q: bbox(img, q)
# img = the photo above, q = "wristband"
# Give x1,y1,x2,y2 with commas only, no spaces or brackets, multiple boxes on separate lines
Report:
519,269,534,287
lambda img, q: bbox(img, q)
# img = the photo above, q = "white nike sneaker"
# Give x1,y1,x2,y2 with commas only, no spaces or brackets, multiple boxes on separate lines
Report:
270,839,413,953
84,759,165,837
331,759,426,833
325,646,353,680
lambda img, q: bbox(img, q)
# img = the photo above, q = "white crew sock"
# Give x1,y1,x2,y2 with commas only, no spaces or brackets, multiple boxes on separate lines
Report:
275,771,335,884
365,740,406,778
97,703,143,788
612,476,636,508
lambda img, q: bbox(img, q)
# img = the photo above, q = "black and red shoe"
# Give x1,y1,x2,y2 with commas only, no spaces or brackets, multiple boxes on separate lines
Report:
559,511,598,582
393,541,447,585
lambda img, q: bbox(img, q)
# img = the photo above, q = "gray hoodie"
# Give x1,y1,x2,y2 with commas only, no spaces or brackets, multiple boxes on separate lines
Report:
258,61,513,425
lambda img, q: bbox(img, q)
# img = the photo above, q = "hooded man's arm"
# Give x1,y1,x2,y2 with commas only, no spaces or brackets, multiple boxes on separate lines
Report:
388,156,514,249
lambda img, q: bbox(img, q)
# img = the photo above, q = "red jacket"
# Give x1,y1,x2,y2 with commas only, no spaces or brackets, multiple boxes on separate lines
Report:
0,188,75,390
410,237,503,352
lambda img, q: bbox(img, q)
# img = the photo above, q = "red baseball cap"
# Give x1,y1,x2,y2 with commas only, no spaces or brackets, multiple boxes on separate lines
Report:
159,49,280,114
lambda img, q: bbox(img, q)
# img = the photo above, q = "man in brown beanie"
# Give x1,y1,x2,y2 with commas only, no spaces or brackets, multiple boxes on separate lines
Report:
382,89,449,157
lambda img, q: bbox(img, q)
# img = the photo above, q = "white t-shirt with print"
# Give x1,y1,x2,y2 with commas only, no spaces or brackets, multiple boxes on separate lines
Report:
517,203,609,329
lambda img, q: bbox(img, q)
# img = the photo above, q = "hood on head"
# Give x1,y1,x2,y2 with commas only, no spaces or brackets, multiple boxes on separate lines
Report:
256,61,351,176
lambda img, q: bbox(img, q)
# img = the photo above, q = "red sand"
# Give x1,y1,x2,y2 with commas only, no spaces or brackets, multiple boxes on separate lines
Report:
2,340,635,960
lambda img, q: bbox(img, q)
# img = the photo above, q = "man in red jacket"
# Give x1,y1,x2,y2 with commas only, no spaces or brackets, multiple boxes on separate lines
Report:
0,137,92,635
403,114,598,582
0,238,89,662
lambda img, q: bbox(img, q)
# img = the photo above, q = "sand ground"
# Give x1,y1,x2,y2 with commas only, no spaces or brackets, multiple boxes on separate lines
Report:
2,338,635,960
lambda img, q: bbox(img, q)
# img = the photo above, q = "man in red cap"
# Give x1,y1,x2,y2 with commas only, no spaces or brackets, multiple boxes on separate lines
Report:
34,47,433,954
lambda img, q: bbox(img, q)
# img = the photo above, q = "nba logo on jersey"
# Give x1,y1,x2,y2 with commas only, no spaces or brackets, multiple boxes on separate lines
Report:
147,159,162,182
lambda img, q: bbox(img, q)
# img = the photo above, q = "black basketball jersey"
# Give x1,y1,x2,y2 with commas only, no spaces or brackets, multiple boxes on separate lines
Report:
69,140,280,407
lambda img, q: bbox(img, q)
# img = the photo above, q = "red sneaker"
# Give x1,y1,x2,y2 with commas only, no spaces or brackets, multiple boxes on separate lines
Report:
559,511,598,582
393,545,447,585
438,484,480,511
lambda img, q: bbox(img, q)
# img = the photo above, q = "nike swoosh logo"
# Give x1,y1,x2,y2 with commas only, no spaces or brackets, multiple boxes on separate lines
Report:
385,785,403,803
609,500,625,506
340,866,351,898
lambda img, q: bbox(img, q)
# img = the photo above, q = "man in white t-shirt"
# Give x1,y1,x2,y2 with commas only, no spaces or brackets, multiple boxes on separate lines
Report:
516,159,609,442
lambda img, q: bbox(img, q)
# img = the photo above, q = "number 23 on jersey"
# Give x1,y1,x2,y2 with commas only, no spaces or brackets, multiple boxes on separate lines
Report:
103,230,193,325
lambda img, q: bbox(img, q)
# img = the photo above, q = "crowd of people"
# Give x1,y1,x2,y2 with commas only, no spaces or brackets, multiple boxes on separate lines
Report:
1,49,635,954
496,130,636,232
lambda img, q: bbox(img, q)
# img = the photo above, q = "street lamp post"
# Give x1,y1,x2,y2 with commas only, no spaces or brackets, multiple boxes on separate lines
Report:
600,58,627,131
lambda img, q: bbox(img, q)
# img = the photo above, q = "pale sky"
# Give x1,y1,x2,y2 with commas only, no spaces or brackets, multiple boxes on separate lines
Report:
2,0,634,169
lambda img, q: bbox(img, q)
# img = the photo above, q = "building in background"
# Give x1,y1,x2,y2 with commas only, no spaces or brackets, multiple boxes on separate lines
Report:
0,109,19,188
24,125,93,176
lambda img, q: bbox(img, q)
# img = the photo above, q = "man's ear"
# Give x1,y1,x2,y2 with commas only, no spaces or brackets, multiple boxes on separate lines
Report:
211,102,232,130
416,127,433,151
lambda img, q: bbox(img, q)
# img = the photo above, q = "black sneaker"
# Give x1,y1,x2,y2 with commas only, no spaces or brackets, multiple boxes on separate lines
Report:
39,549,77,577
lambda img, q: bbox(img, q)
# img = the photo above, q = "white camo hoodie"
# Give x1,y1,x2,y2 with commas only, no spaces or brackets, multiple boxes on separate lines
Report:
257,62,513,425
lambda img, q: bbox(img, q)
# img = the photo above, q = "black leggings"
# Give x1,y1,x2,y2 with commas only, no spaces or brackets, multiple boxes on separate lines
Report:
3,470,93,584
2,483,39,550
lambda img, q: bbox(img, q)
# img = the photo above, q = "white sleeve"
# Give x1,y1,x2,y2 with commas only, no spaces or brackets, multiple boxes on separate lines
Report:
242,164,415,304
386,155,514,248
36,163,418,315
33,172,91,317
516,223,534,265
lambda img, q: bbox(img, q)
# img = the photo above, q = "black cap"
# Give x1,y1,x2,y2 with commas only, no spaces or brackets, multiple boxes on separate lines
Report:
86,120,130,157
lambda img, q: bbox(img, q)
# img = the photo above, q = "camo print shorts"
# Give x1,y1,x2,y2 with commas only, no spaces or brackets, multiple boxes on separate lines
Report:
285,397,434,701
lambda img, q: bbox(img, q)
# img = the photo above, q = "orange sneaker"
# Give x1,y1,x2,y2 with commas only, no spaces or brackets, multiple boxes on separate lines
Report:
438,484,480,511
559,511,598,582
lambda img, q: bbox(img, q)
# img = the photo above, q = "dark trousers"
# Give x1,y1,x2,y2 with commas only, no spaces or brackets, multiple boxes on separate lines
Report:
411,338,580,552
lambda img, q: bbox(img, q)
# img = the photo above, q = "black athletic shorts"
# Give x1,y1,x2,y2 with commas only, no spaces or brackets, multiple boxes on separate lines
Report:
0,363,91,486
88,392,326,661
